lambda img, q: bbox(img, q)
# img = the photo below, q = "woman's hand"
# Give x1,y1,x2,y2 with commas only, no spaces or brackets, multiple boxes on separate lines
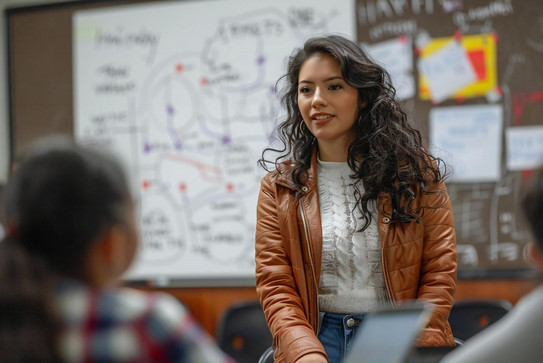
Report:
295,353,328,362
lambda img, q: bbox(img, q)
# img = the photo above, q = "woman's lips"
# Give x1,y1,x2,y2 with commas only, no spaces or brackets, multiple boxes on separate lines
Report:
312,114,334,124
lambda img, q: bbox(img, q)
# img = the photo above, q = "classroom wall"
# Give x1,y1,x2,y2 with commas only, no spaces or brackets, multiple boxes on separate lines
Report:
1,0,540,340
0,0,80,183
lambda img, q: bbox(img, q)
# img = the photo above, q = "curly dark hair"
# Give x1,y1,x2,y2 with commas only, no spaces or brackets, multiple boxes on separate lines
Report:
260,34,446,229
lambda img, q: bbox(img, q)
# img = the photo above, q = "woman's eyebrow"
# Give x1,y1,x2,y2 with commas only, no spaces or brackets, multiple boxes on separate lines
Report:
298,76,344,84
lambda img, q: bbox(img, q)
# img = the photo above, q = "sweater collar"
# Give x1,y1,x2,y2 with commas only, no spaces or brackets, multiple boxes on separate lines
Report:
273,147,393,216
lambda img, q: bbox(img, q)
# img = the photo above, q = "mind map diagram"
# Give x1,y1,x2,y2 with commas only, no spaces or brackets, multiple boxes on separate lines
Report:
74,2,354,280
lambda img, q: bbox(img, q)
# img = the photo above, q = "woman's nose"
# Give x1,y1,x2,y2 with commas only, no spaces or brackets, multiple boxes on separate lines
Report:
311,87,327,108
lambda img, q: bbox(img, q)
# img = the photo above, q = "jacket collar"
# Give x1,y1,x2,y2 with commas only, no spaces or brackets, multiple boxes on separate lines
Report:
274,147,318,193
273,148,392,217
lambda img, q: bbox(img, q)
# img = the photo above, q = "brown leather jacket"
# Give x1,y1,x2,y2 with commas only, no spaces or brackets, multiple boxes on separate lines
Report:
255,151,457,363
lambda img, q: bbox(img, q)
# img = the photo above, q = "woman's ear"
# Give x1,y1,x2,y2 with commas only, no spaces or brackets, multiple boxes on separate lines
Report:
527,242,543,270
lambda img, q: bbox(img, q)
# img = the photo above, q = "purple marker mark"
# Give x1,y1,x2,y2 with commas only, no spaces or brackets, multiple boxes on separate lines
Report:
269,84,276,93
222,135,231,145
144,143,151,153
197,115,227,143
165,103,184,152
222,40,266,93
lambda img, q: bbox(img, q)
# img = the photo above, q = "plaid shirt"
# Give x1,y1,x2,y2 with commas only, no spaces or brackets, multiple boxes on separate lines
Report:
55,279,234,363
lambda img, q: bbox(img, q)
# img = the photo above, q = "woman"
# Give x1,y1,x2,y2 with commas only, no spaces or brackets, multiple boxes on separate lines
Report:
0,137,232,362
255,35,457,363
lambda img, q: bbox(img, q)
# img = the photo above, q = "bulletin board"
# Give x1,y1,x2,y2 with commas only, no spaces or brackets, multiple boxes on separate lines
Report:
357,0,543,278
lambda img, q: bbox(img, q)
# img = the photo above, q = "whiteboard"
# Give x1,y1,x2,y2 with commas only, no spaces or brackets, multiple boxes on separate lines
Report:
73,0,355,283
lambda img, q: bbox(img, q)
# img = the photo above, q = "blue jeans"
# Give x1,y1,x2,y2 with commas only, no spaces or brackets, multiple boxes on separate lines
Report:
317,312,365,363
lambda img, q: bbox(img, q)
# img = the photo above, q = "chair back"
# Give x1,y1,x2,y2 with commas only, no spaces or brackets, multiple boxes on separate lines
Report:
448,299,512,341
258,346,275,363
216,300,272,363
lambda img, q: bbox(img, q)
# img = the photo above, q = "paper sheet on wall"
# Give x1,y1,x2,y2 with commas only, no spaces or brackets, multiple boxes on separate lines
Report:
430,105,503,182
418,34,497,102
419,41,477,103
506,126,543,171
366,36,414,100
73,0,356,282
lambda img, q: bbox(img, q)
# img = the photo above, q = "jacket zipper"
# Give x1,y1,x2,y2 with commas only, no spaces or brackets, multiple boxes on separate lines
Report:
381,251,395,306
380,218,396,307
299,200,321,333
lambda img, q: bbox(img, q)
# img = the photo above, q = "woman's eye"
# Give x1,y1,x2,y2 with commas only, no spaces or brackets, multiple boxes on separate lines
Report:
329,84,343,91
299,87,310,93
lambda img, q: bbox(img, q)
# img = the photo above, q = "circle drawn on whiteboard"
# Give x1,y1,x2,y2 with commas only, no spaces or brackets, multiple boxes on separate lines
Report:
196,219,250,262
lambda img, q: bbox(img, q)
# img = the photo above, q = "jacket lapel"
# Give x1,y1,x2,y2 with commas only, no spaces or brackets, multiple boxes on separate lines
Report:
272,148,323,284
299,149,322,281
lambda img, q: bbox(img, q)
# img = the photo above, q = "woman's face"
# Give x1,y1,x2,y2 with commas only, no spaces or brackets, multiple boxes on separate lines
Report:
297,52,360,152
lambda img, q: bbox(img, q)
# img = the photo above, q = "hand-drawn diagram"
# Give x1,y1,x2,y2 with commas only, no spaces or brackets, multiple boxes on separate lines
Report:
73,0,355,281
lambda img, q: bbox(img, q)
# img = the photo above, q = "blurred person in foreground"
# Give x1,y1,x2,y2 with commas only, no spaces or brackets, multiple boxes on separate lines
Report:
0,136,233,363
442,167,543,363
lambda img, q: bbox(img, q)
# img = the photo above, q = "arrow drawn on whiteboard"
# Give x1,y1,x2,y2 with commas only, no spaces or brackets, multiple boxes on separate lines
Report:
164,154,221,183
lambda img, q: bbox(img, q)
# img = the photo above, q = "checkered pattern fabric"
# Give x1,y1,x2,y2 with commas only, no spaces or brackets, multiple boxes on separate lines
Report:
56,279,233,363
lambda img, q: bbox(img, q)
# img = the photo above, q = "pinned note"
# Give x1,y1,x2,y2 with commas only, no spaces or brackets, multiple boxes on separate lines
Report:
419,41,477,103
418,33,497,103
506,126,543,171
366,36,414,100
430,105,503,182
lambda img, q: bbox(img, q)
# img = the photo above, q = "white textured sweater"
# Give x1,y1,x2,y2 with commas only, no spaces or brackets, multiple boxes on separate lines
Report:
317,159,389,314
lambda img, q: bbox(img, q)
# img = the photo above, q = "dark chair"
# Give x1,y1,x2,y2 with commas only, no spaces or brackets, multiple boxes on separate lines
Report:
448,299,513,341
216,300,272,363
